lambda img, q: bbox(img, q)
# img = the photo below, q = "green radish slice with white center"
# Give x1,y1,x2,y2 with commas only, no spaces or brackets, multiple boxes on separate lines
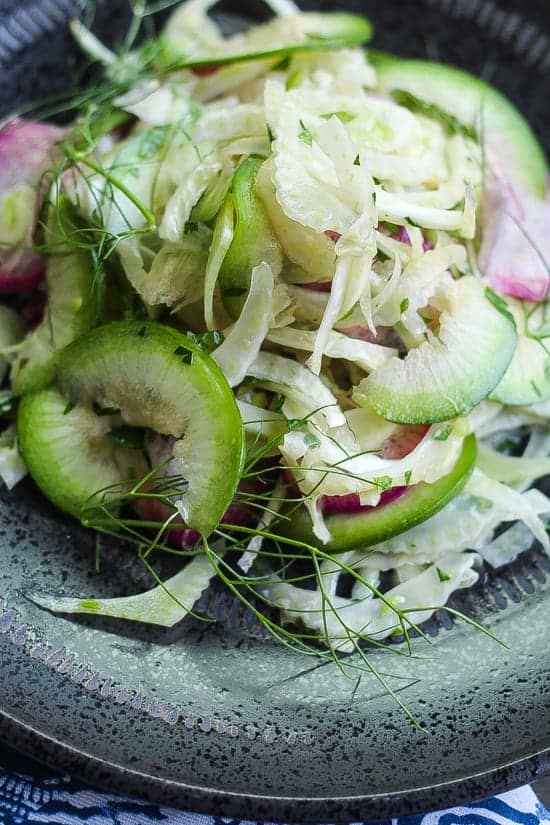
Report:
353,277,517,424
490,336,550,406
218,155,282,319
17,387,145,519
490,301,550,406
11,197,97,395
372,54,547,198
55,321,245,535
277,434,476,553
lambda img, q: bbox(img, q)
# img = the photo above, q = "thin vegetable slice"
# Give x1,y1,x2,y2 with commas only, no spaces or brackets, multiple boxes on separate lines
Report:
56,321,245,535
354,277,517,423
31,554,216,626
17,387,140,519
11,197,98,395
277,434,476,552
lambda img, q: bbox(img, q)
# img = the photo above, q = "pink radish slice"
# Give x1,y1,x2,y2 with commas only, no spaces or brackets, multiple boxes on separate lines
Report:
135,477,263,549
303,281,332,293
340,325,378,343
282,424,429,516
480,177,550,302
320,486,407,514
0,119,64,190
0,251,44,294
320,424,428,513
0,119,64,293
192,64,220,76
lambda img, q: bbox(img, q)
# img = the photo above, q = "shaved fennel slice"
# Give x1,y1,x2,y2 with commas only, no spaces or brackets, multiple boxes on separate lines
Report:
204,197,234,329
256,157,336,282
477,443,550,485
194,104,266,143
265,551,478,650
468,469,550,551
376,189,476,237
159,155,221,243
162,0,223,62
307,251,371,375
360,485,550,569
31,554,216,626
237,400,287,444
374,244,466,327
142,232,211,309
265,326,397,372
480,522,541,568
115,81,200,125
246,351,346,429
213,263,274,386
0,425,27,489
279,425,464,501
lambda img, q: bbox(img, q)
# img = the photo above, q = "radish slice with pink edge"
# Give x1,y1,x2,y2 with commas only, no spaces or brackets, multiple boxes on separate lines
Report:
0,119,64,293
480,176,550,302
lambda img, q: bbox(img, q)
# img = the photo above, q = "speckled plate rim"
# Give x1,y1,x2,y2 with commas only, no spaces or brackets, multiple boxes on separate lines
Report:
1,704,549,822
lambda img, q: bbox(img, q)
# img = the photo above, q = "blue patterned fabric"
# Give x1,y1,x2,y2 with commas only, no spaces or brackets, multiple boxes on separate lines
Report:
0,744,548,825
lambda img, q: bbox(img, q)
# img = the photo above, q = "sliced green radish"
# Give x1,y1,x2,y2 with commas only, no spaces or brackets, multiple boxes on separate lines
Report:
490,334,550,406
354,277,517,424
372,54,547,198
11,198,97,395
166,13,373,71
17,387,142,519
277,434,476,552
56,321,245,535
218,156,282,319
489,302,550,405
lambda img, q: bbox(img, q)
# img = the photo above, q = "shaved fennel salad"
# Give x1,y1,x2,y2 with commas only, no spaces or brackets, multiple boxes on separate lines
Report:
2,0,550,678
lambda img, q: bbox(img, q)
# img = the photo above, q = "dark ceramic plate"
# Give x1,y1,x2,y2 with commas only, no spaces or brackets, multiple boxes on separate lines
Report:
0,0,549,821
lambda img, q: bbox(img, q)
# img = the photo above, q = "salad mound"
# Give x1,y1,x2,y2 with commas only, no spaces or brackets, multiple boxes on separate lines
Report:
2,0,550,684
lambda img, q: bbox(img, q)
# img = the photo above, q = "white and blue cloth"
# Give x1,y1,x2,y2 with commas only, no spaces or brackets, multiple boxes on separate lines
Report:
0,745,548,825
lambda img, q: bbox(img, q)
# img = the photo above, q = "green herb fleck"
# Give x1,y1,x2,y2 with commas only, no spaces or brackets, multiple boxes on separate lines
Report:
400,297,410,315
404,469,412,485
303,432,321,450
0,390,16,420
353,153,360,166
433,424,453,441
436,566,451,582
137,126,168,160
286,70,304,90
187,330,224,353
373,475,393,492
63,401,75,416
174,345,193,365
80,599,101,611
298,119,313,146
320,111,356,123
